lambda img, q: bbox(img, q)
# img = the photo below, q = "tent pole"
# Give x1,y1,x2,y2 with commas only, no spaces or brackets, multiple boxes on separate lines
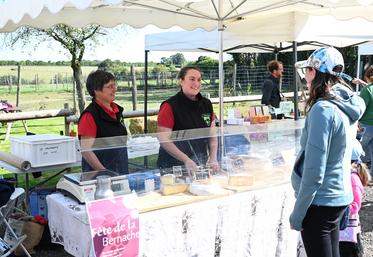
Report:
144,50,149,134
218,1,225,163
292,41,299,120
144,50,149,167
356,50,361,92
218,26,224,125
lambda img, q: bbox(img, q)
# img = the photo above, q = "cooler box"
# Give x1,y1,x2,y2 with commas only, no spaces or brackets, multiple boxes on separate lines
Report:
29,189,54,218
10,134,77,167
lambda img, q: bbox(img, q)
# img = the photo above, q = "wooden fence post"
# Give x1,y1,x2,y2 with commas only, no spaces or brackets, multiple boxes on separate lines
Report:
131,65,137,111
64,103,70,135
16,63,21,107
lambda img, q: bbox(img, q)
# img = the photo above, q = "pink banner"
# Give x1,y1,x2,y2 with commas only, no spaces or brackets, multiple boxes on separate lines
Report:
86,195,139,257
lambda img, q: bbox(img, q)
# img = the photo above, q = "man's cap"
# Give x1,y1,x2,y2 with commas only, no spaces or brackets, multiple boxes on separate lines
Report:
296,47,344,76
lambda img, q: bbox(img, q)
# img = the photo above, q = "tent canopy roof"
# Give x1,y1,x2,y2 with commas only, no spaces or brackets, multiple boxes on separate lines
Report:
2,0,373,32
145,14,373,53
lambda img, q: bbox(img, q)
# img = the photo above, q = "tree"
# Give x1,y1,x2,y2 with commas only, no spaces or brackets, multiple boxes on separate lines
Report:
230,53,257,67
191,56,219,86
98,58,113,71
170,53,186,66
6,24,102,113
160,57,171,66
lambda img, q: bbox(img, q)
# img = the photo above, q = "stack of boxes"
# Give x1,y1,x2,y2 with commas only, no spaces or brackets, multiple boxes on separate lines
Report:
226,109,244,125
248,105,272,124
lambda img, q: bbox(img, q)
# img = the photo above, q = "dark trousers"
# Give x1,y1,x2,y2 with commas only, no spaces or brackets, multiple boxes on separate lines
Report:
301,205,347,257
340,242,357,257
340,235,364,257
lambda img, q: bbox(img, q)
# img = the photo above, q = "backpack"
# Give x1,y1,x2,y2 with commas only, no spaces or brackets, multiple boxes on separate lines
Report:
0,179,15,207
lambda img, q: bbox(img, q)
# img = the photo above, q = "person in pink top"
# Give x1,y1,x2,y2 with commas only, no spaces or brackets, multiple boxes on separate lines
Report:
339,139,371,257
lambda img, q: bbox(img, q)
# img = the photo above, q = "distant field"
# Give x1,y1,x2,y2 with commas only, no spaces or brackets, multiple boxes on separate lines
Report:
0,64,159,111
0,65,97,84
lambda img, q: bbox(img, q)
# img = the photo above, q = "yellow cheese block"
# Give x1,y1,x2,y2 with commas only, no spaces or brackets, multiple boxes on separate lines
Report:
161,183,189,195
160,174,175,185
228,174,255,186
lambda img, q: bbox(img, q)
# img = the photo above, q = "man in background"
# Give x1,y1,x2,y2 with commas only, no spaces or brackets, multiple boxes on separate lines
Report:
261,60,284,108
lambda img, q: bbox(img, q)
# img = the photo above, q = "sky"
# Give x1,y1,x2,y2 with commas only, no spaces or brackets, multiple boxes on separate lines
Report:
0,25,222,63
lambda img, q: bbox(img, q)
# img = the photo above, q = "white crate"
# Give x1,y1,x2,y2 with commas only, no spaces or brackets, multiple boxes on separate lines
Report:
10,134,77,167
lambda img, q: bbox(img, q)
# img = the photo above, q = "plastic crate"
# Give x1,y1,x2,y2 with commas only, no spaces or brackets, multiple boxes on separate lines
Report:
29,189,54,218
10,134,76,167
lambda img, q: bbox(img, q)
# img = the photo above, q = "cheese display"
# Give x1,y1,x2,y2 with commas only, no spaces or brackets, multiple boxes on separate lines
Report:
160,174,175,185
228,173,255,186
161,183,189,195
74,119,303,199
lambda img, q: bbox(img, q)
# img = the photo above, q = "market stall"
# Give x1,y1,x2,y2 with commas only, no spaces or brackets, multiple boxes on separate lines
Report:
44,119,303,257
47,183,297,257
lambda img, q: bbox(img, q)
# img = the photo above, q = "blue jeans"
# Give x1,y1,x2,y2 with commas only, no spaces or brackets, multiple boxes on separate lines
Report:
360,124,373,176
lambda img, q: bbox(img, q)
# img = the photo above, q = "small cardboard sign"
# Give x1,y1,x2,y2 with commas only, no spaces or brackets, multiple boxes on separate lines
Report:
86,194,139,257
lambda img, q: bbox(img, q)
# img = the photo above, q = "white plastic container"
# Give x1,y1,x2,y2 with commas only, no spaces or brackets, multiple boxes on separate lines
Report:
10,134,77,167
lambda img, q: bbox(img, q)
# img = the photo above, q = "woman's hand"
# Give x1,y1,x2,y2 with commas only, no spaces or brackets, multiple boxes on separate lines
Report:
352,78,368,86
207,158,220,174
184,159,198,173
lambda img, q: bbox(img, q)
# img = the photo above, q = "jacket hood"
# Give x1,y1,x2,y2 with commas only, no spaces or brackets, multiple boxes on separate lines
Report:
327,83,366,122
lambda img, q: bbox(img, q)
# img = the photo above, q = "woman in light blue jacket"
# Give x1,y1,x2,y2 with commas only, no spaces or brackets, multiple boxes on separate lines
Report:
290,47,366,257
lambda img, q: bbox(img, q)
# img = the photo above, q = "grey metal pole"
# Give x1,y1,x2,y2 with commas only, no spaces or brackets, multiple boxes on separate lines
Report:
144,50,149,167
144,50,149,134
233,63,237,96
356,50,361,92
292,41,299,120
218,0,225,163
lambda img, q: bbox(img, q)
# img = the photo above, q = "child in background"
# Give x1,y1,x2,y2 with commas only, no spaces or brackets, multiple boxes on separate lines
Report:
339,139,371,257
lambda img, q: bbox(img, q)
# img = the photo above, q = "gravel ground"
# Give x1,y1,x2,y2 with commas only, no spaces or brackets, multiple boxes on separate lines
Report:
30,184,373,257
360,183,373,257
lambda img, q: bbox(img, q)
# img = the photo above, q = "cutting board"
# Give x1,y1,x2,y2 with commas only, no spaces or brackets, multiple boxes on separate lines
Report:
136,189,232,213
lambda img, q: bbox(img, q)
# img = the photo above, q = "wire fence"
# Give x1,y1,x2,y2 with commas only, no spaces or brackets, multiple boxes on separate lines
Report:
0,64,299,111
0,64,295,93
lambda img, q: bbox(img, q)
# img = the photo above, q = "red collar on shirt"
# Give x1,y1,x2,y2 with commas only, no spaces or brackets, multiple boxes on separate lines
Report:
94,99,119,119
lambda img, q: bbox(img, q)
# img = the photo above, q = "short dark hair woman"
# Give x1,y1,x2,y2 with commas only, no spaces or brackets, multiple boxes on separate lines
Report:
78,70,128,174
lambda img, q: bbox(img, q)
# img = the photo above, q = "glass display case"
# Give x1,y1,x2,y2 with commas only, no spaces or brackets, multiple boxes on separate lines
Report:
57,119,304,202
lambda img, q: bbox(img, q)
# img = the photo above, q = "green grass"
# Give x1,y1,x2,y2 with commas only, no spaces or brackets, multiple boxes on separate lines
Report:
0,65,97,84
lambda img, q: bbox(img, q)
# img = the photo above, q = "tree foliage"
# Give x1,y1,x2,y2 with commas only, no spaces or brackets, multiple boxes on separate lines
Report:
5,24,103,113
98,58,129,78
160,53,186,66
189,56,219,86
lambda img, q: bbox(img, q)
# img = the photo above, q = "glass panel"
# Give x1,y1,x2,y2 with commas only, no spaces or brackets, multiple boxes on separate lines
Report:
72,119,303,196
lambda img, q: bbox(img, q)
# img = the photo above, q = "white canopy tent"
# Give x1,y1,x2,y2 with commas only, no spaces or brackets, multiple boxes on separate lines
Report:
145,14,373,54
2,0,373,124
145,14,373,121
2,0,373,32
357,42,373,78
145,28,328,54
